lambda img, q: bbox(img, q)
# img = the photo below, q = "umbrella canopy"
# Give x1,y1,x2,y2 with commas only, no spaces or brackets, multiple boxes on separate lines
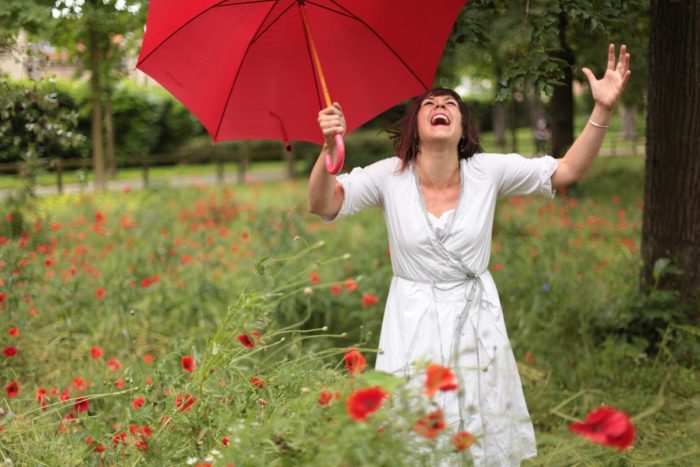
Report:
137,0,467,146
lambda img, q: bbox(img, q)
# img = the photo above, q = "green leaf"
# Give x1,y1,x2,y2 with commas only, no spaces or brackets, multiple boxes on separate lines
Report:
357,371,405,393
652,257,683,287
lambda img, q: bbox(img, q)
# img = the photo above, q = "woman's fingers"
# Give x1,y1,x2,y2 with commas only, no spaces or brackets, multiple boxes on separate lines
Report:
318,102,346,138
581,67,597,86
607,43,616,70
318,102,345,147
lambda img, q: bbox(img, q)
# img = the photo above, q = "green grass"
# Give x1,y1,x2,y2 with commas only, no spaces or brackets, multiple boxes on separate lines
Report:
1,149,695,465
0,160,304,191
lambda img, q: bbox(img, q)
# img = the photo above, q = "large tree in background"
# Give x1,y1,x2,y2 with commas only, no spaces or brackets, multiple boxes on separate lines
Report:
445,0,647,157
643,0,700,308
1,0,146,189
50,0,146,187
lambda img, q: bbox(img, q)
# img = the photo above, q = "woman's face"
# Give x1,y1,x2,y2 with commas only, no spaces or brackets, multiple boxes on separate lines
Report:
416,94,463,149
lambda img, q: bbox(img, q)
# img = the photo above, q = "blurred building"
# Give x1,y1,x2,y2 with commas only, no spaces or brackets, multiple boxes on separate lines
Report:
0,30,153,84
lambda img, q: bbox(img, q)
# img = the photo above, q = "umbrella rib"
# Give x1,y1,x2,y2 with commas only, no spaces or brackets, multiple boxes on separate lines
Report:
303,1,355,20
219,0,276,6
323,0,430,91
213,0,280,142
249,1,297,44
136,0,275,69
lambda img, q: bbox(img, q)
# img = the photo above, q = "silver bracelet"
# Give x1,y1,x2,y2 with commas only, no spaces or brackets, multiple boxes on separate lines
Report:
588,119,609,129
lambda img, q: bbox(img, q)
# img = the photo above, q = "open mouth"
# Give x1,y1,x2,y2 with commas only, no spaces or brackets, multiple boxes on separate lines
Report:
430,114,450,126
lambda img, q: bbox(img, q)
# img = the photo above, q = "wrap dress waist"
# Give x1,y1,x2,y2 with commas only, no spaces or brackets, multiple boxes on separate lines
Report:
392,272,505,434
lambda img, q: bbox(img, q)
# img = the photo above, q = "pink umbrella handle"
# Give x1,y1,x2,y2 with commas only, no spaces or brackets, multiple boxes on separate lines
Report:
325,133,345,175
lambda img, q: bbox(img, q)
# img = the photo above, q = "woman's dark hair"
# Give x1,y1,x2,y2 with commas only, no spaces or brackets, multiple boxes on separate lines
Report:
386,88,482,172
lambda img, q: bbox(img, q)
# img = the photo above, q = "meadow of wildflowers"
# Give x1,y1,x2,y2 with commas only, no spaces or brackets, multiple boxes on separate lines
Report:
0,155,698,466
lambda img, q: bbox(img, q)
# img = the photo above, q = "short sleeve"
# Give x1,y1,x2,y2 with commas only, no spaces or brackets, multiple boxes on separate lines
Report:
474,153,559,198
323,157,397,222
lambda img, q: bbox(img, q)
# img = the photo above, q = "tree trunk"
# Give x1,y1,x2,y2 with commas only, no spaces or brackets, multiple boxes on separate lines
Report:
87,0,105,189
508,100,518,153
492,68,507,151
104,84,117,180
492,102,507,151
620,105,638,155
549,10,575,158
642,0,700,308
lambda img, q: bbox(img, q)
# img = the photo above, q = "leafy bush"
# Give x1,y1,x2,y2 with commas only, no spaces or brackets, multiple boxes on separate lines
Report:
0,76,86,164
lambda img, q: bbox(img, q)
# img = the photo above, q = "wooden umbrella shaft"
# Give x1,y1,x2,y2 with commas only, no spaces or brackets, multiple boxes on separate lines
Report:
298,2,332,108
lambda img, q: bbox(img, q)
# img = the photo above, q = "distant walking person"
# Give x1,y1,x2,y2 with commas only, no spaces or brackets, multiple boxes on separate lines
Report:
534,117,551,155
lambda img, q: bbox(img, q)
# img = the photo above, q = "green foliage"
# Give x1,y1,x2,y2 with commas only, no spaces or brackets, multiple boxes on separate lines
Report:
0,76,86,163
443,0,649,103
109,81,161,156
0,74,86,216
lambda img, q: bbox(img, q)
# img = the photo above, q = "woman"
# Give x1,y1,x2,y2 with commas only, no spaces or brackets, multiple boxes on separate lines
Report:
308,44,631,466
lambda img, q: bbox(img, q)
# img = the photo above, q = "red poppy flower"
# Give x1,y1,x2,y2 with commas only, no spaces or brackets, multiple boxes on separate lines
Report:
58,412,77,433
570,407,635,450
141,277,152,288
344,348,366,375
35,387,47,410
90,346,103,359
8,327,19,337
120,216,134,229
175,392,196,412
237,334,255,348
346,386,389,421
318,388,340,406
424,363,458,397
3,346,17,357
0,293,5,303
250,377,265,388
309,272,320,284
414,408,446,439
525,351,534,365
134,440,148,451
85,436,105,452
5,380,19,398
181,355,195,373
115,378,125,389
95,287,106,299
72,377,88,391
452,431,476,451
130,424,153,437
107,358,121,372
222,437,230,446
361,293,379,307
330,284,342,296
132,396,145,409
143,354,154,364
344,278,358,292
74,396,89,413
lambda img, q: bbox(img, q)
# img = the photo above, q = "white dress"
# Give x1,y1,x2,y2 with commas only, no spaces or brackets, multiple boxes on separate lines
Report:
327,153,558,466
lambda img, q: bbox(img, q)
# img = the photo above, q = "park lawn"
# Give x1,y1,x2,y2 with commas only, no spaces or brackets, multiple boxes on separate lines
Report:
0,154,697,466
0,160,303,191
0,112,644,192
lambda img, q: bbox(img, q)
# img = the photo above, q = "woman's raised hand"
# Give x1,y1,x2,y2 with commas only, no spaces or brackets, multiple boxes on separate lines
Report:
582,44,632,111
317,102,346,148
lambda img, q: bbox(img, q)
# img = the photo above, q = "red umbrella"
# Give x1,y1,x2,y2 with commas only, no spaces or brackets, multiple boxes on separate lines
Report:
137,0,467,174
